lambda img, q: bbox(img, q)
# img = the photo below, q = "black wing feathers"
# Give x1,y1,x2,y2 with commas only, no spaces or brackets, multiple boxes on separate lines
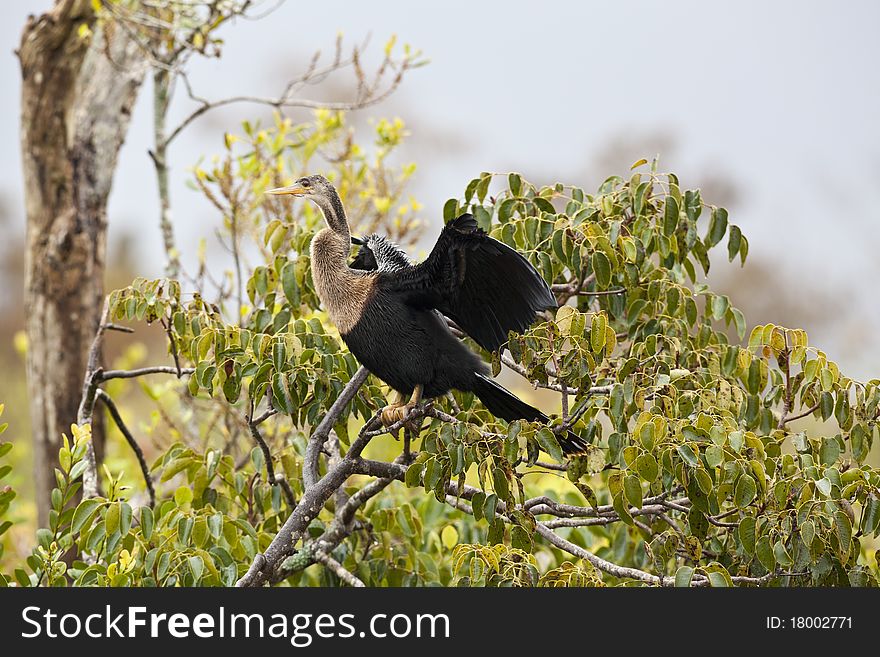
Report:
382,214,556,351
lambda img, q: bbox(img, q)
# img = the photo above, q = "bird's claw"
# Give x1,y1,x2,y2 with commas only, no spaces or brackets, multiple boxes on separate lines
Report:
380,402,419,434
379,402,405,428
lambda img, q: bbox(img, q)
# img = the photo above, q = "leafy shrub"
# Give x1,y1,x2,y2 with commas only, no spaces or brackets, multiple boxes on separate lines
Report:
6,114,880,586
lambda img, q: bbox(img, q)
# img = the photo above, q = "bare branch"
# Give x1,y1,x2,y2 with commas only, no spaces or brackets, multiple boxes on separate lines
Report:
535,524,672,586
246,412,296,508
304,366,370,488
99,366,195,380
77,301,113,499
166,38,415,146
779,399,822,427
96,390,155,507
238,404,415,587
314,551,365,588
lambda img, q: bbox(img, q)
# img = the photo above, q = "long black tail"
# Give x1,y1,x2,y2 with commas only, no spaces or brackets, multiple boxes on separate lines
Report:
471,374,589,455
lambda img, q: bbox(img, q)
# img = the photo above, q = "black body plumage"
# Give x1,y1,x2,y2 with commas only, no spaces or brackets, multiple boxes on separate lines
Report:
347,214,590,455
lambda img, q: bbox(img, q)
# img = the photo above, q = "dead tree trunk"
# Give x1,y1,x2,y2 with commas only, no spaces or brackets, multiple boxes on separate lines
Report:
18,0,146,525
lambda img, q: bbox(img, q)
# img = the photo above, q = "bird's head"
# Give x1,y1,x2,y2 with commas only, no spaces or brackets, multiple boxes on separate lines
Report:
266,174,348,234
265,174,335,203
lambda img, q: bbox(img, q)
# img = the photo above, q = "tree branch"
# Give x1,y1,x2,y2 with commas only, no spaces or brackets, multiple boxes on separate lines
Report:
304,366,369,488
534,524,672,586
237,403,424,587
96,389,155,507
246,412,296,508
99,366,195,380
779,399,822,427
314,550,365,587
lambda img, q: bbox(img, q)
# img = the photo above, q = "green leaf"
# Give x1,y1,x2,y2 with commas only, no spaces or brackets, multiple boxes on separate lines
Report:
492,467,509,501
404,461,424,488
188,555,204,583
590,313,607,353
535,428,563,463
633,453,659,482
756,535,776,571
175,486,193,507
704,445,723,469
674,566,694,587
663,196,679,236
773,541,793,567
734,474,757,508
834,510,852,553
706,570,730,587
508,173,522,197
105,502,121,536
623,475,643,508
819,437,840,466
727,225,742,262
676,444,699,467
71,498,104,534
281,262,300,306
706,207,728,247
510,525,532,551
440,525,459,549
592,251,612,288
141,506,154,541
739,516,756,555
801,519,815,548
443,199,458,221
857,495,880,537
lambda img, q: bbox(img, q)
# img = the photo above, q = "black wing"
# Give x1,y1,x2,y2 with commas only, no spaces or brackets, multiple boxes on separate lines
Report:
379,214,557,352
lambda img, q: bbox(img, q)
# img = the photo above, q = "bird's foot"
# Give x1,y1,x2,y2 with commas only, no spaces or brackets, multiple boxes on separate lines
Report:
380,401,421,433
379,385,424,436
379,402,406,428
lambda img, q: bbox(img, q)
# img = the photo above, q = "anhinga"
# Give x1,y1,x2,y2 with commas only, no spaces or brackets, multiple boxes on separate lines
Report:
267,175,589,455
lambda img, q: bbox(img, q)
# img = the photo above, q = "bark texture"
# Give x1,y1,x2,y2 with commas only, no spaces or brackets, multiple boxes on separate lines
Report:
19,0,147,524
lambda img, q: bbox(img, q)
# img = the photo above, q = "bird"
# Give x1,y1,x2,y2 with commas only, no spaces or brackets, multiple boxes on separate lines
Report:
266,174,589,455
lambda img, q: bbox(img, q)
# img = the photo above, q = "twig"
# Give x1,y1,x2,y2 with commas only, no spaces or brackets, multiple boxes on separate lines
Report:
77,301,112,499
96,390,155,507
99,366,195,380
314,551,365,588
104,323,134,333
779,400,822,426
166,37,414,146
246,413,296,508
252,407,277,426
304,366,370,488
532,460,568,472
535,524,672,586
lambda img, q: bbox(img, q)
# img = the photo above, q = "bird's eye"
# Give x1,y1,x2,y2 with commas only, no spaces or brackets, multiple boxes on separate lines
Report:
301,179,311,188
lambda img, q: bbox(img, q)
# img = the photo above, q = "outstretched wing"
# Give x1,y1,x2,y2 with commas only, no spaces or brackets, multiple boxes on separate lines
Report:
379,214,557,352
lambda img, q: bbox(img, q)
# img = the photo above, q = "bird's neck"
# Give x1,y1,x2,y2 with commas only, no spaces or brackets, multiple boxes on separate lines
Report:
310,228,374,334
313,192,349,238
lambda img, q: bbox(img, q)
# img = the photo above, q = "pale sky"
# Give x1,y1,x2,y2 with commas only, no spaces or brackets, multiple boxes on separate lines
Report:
1,0,878,377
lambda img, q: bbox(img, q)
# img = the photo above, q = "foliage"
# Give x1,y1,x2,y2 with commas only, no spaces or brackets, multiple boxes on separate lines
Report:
0,404,14,586
6,124,880,586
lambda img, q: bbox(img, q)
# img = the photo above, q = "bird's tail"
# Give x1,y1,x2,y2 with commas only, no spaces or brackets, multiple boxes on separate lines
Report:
471,373,589,455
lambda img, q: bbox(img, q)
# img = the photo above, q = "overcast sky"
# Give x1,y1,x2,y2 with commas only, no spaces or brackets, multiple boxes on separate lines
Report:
1,0,878,377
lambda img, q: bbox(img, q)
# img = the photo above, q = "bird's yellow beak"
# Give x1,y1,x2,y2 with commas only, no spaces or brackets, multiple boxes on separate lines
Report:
265,185,307,196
